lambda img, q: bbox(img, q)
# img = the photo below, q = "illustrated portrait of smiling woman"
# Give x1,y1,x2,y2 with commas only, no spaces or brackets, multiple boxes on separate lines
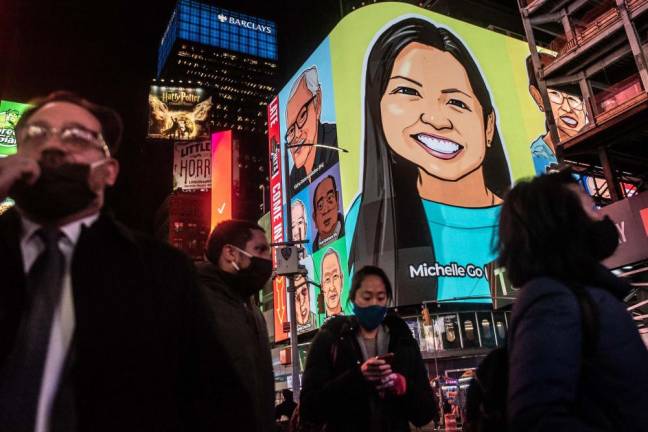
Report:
348,18,511,304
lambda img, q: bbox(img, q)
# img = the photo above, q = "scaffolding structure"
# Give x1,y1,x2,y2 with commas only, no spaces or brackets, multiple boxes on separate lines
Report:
519,0,648,335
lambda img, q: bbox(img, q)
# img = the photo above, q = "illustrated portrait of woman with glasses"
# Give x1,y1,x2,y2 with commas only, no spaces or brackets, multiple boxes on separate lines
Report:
284,65,339,194
346,17,512,305
526,53,588,174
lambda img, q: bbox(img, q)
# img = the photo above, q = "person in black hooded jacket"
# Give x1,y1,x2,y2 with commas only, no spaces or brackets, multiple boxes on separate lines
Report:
499,170,648,431
193,220,275,432
300,265,437,432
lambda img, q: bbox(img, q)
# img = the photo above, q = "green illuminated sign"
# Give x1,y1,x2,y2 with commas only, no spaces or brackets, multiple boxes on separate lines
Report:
0,100,31,157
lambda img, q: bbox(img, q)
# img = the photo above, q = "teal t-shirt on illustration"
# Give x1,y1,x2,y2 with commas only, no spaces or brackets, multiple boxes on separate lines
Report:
344,195,500,303
421,199,500,303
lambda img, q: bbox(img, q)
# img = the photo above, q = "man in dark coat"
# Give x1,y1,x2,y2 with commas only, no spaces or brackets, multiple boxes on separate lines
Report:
195,219,275,432
0,91,211,431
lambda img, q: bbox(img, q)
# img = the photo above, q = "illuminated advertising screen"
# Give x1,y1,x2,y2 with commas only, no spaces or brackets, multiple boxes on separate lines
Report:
270,3,545,340
267,96,290,341
0,100,31,157
0,100,31,215
210,131,233,230
173,140,211,191
148,86,212,140
158,0,277,75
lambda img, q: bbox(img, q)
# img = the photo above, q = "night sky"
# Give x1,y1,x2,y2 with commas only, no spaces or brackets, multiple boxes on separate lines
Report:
1,0,341,232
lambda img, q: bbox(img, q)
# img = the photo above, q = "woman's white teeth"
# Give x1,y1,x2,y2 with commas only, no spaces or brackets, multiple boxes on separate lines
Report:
561,116,577,127
416,134,460,154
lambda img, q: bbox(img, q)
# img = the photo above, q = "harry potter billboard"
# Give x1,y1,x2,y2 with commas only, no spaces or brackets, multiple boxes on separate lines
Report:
148,86,212,140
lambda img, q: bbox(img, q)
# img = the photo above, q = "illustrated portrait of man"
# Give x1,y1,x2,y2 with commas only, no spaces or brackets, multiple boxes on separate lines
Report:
291,199,308,259
1,109,20,129
285,66,338,191
295,274,317,330
312,175,344,252
320,248,343,317
527,54,587,174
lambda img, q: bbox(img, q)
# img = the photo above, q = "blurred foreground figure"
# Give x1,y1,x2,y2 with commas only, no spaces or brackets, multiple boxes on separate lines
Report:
0,92,209,431
300,265,437,431
498,170,648,431
196,220,275,432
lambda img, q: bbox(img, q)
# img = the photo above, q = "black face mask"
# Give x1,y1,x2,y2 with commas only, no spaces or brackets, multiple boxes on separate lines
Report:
10,161,98,222
588,215,619,261
232,255,273,298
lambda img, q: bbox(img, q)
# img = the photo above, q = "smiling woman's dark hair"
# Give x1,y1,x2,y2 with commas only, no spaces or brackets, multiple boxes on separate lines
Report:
349,18,511,303
498,170,601,287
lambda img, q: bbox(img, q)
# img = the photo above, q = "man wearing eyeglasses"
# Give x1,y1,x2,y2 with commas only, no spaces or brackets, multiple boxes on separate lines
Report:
0,92,210,431
320,248,343,317
526,54,588,174
285,66,338,193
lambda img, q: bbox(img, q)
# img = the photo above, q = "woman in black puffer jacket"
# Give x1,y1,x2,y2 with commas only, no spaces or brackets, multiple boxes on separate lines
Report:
299,266,437,432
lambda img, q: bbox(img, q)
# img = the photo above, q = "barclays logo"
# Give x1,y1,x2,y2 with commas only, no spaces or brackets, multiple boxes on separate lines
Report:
216,13,273,34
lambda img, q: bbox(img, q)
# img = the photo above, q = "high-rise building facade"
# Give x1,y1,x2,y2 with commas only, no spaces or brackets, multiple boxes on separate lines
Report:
156,0,278,221
158,0,278,135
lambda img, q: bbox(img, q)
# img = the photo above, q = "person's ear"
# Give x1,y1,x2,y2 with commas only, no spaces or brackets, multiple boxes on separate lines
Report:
529,85,544,112
486,112,496,148
103,158,120,186
221,244,238,263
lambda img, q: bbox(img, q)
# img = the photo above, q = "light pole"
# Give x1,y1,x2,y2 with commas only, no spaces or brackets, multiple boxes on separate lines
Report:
281,141,348,399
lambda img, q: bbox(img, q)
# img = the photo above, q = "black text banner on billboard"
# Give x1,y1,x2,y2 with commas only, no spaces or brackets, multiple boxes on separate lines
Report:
173,140,211,191
148,86,212,140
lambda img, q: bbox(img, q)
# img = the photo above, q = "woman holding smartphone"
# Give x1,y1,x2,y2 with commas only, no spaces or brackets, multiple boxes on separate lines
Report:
300,266,437,431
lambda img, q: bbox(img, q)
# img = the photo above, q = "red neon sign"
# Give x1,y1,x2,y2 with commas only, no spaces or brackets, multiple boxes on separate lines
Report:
210,131,233,230
267,96,289,342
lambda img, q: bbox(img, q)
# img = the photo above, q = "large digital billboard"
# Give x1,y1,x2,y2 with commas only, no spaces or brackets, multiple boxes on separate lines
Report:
0,100,31,157
148,86,212,140
173,140,211,191
270,3,546,340
0,100,31,215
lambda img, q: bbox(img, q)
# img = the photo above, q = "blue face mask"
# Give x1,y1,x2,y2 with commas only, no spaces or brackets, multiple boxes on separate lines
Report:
352,303,387,330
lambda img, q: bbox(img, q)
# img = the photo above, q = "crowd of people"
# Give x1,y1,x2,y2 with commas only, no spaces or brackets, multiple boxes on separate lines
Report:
0,92,647,432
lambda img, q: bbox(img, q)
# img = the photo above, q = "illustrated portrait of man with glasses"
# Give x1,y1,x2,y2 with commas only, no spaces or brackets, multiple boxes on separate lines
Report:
284,66,338,193
311,175,344,252
526,54,588,174
320,248,343,317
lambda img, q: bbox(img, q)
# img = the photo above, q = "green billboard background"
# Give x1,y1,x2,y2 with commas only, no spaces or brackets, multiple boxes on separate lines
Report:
0,100,31,157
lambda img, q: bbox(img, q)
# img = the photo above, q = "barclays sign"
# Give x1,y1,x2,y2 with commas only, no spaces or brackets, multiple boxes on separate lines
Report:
217,13,273,34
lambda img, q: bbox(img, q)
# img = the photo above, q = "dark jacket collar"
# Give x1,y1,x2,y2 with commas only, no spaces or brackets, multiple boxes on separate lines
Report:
196,261,248,303
589,264,633,300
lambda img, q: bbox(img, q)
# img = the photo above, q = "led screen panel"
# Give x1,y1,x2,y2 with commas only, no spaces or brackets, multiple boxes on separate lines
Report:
0,100,31,157
148,86,212,140
210,131,233,230
269,3,546,341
